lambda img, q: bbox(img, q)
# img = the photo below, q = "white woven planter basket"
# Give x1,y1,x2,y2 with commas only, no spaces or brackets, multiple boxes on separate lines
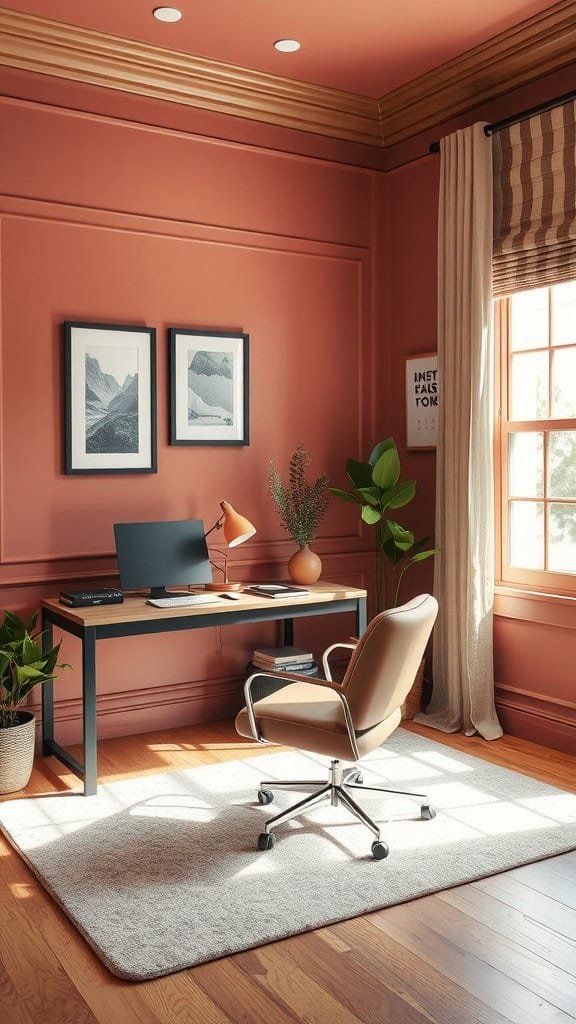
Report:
0,712,36,794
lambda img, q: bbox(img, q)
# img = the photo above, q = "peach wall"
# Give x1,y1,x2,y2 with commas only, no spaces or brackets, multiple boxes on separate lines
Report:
385,67,576,754
0,73,385,744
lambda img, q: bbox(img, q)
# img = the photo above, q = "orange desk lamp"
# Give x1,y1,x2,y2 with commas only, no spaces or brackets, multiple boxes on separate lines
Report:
204,501,256,591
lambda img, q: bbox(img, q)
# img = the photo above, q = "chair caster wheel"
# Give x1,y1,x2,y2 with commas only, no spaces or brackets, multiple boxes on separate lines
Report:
371,840,389,860
258,789,274,806
421,804,436,820
258,832,277,851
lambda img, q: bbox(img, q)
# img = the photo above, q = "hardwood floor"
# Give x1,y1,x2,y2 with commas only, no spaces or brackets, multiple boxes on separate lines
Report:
1,721,575,1024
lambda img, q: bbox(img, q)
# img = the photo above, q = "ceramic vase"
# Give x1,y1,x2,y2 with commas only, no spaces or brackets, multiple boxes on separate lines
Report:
288,545,322,585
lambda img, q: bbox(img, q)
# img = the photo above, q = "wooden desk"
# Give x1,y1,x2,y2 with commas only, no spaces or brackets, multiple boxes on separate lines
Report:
41,583,367,795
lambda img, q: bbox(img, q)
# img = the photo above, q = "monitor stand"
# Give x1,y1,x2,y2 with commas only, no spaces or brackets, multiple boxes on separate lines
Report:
149,587,191,599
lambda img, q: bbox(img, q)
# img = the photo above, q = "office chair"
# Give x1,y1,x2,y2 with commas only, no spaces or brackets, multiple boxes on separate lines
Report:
236,594,438,860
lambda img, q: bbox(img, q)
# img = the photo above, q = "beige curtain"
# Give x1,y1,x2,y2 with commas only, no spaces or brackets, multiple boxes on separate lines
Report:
493,99,576,295
415,123,503,740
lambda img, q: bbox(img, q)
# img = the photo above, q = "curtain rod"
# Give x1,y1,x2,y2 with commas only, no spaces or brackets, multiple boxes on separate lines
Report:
428,86,576,154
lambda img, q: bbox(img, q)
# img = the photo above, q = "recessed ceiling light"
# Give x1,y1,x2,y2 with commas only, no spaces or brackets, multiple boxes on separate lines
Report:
153,7,182,22
274,39,301,53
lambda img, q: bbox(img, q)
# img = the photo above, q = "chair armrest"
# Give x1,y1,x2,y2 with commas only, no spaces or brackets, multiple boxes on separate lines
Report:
243,670,360,761
321,642,357,681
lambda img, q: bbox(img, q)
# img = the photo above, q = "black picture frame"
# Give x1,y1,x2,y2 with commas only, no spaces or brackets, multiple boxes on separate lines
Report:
169,328,249,446
64,321,157,475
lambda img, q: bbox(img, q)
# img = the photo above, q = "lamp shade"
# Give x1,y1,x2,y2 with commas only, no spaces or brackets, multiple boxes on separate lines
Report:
220,501,256,547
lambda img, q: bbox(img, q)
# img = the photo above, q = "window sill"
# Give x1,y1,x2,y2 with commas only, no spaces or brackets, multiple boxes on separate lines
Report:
494,584,576,629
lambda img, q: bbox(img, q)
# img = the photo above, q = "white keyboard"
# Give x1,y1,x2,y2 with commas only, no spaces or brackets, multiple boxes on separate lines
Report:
147,594,224,608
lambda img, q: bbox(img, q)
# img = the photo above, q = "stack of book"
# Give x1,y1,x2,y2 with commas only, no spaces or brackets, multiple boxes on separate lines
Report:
252,646,315,673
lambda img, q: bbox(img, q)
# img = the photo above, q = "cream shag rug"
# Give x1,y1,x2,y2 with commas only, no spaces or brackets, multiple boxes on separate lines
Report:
1,729,575,980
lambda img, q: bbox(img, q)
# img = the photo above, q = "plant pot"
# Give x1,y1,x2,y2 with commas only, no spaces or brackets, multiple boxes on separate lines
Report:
0,711,36,794
287,545,322,585
401,657,425,721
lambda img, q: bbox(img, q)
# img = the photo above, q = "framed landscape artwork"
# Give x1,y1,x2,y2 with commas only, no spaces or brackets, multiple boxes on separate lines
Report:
169,328,249,446
64,322,157,474
405,353,439,450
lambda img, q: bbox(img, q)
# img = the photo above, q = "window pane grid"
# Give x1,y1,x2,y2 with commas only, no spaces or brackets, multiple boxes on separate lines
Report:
500,283,576,592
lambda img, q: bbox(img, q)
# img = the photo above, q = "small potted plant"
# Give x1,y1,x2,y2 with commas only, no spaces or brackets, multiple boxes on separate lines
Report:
269,445,330,584
331,437,438,717
0,610,69,794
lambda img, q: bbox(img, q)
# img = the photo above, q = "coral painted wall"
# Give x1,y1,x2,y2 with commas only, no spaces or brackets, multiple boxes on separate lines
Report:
2,59,574,754
0,70,387,744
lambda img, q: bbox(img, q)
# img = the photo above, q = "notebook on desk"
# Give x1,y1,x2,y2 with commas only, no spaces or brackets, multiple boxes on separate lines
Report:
243,584,310,599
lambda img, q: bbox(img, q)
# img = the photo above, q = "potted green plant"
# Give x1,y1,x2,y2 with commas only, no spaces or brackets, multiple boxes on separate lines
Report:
269,445,331,584
331,438,437,717
0,610,69,794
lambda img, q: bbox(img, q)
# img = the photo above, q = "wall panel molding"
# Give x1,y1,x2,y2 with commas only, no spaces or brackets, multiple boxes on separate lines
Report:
0,549,372,590
0,7,381,147
29,673,247,746
0,192,369,577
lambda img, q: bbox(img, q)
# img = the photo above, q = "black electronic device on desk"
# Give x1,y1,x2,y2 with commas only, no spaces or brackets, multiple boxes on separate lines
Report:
59,588,124,607
113,519,212,599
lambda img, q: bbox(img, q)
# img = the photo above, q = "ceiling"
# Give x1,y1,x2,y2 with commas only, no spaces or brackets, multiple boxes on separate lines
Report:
3,0,558,98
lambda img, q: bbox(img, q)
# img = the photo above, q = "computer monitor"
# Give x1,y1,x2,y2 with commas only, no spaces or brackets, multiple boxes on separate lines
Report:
113,520,212,599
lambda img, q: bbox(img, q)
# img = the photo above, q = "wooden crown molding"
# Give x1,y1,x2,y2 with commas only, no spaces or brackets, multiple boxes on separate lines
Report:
0,7,381,147
378,0,576,146
0,4,575,151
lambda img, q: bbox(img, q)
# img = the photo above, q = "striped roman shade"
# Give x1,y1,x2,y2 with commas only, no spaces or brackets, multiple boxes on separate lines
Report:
492,99,576,296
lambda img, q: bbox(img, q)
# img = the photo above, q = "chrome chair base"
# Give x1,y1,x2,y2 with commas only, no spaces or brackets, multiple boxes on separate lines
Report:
256,759,435,860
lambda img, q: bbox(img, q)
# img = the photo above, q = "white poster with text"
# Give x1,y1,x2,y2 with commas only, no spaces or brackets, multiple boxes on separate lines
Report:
405,353,438,450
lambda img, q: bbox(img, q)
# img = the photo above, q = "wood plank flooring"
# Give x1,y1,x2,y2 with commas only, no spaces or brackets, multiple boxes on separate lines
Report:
0,721,575,1024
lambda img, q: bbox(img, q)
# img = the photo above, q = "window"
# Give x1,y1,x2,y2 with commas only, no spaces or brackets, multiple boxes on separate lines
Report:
496,281,576,594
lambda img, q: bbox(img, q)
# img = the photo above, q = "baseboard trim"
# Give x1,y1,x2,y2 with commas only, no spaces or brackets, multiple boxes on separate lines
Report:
495,682,576,755
29,674,246,746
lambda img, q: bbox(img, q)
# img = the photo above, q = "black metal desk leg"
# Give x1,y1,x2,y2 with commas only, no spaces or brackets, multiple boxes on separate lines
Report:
82,628,98,796
283,618,294,647
356,596,367,637
41,609,54,754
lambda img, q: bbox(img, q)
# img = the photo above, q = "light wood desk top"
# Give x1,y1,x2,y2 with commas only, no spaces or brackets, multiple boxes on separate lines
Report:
40,582,367,793
42,582,367,629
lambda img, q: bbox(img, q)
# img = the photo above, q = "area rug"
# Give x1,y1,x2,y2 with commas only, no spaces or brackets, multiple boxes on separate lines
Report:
1,728,575,980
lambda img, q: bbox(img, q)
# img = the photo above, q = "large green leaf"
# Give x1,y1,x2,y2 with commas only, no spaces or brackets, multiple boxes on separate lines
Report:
14,675,57,703
383,480,416,510
361,505,382,525
368,438,396,466
346,459,374,488
23,633,42,665
329,487,361,504
380,535,405,566
355,487,380,507
372,448,400,490
388,520,415,551
408,549,438,564
15,664,47,683
3,610,28,637
42,644,64,675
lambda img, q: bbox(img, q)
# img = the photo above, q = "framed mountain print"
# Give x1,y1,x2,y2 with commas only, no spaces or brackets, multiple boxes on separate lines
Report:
169,328,249,446
64,321,157,474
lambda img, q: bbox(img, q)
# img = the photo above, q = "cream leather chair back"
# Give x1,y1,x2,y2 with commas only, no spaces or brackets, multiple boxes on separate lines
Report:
341,595,438,731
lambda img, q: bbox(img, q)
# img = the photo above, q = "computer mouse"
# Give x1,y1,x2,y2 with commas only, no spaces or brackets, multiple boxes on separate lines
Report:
220,592,242,600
